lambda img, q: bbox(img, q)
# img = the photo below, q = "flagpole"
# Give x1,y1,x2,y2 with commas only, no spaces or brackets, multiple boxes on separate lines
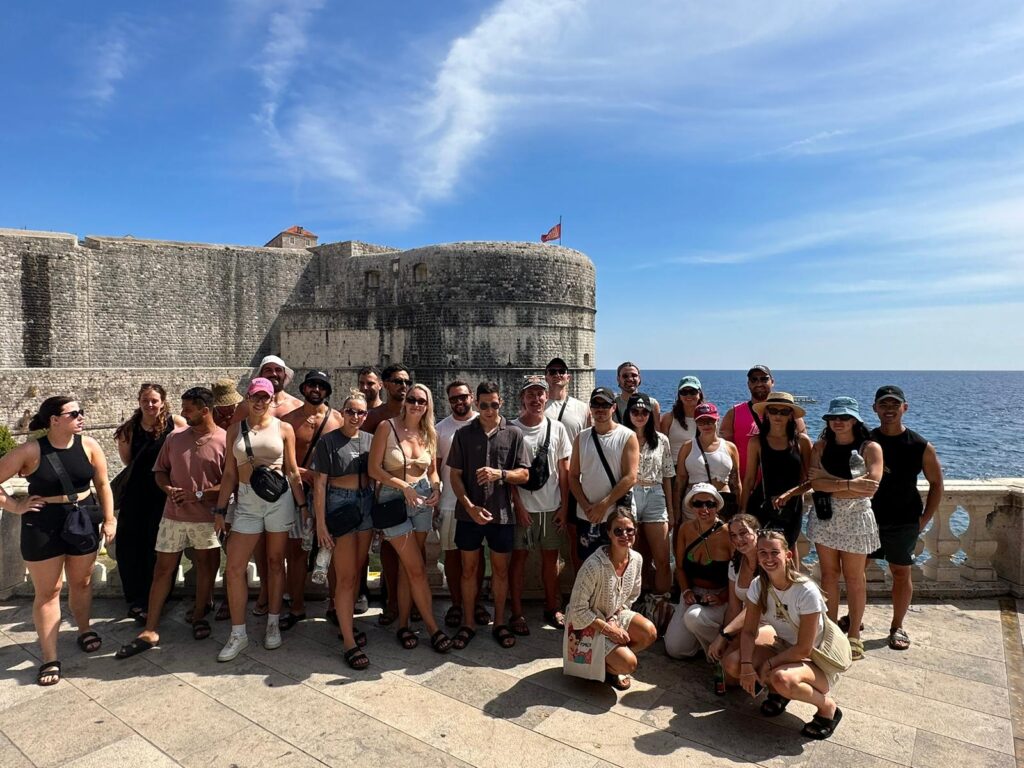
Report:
558,215,562,245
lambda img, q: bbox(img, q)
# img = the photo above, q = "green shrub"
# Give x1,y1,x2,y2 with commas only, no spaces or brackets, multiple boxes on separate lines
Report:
0,426,15,459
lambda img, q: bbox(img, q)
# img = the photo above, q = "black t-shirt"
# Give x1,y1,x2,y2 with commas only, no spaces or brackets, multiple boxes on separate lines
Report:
447,417,531,525
869,427,927,526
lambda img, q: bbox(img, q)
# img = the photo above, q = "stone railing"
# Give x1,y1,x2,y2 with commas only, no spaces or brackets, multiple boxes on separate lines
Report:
2,479,1022,600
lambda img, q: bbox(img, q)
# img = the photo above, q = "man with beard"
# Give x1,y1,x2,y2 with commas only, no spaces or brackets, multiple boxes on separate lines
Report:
115,387,226,658
613,362,660,425
435,380,484,629
232,355,303,423
721,365,807,483
361,363,411,625
280,370,344,629
358,366,384,410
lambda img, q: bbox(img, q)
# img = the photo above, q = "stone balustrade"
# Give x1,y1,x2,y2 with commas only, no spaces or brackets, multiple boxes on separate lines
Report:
2,478,1022,600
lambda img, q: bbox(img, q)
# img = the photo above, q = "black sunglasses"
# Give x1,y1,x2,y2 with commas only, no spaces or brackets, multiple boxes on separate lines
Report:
612,527,636,538
405,397,427,406
389,378,412,386
62,409,85,419
825,414,854,422
691,499,719,509
343,408,368,417
766,407,792,416
478,402,501,411
590,401,613,409
546,368,568,375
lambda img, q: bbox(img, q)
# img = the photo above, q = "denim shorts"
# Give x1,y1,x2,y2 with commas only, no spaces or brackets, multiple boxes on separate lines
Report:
634,484,668,524
326,486,374,536
378,477,433,540
231,483,297,535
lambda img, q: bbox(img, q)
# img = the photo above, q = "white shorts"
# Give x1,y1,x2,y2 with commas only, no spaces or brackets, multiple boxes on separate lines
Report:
231,483,297,535
438,505,458,552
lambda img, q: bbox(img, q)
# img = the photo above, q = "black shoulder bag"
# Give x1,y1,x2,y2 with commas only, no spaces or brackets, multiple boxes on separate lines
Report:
242,420,289,502
591,428,633,509
371,421,410,529
521,418,552,492
46,452,102,550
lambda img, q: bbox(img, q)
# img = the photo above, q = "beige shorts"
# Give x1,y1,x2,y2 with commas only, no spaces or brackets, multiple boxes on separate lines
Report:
438,506,459,552
155,517,220,553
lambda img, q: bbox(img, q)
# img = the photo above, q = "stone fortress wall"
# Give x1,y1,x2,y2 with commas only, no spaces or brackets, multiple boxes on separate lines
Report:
0,228,596,462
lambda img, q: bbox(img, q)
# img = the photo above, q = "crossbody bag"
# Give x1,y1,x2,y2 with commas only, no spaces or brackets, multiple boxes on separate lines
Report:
241,420,289,502
371,420,409,529
46,452,103,549
591,428,633,510
521,418,552,492
768,584,852,677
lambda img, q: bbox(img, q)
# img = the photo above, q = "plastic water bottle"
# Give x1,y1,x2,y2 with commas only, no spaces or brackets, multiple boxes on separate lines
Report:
300,517,314,552
849,449,867,479
311,548,332,585
713,662,727,696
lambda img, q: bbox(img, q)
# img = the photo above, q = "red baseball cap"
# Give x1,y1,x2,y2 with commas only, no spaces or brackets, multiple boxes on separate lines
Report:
694,402,719,420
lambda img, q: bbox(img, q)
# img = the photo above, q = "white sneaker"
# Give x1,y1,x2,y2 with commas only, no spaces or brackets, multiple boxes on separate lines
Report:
264,623,282,650
355,594,369,614
218,633,249,662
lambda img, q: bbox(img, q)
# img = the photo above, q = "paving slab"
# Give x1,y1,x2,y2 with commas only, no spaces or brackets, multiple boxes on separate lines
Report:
59,734,184,767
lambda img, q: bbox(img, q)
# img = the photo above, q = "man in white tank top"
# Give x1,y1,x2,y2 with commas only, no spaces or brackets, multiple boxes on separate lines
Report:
569,387,639,561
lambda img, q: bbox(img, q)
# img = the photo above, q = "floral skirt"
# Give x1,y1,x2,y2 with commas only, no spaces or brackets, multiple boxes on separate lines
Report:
807,497,880,554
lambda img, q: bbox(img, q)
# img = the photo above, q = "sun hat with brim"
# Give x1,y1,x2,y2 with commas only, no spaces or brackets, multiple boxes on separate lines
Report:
752,391,806,420
302,369,333,396
821,396,862,422
684,482,725,512
212,378,243,407
247,378,275,398
254,355,294,388
677,375,702,392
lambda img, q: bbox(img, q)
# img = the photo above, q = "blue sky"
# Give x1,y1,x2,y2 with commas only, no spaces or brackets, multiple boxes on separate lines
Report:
3,1,1023,370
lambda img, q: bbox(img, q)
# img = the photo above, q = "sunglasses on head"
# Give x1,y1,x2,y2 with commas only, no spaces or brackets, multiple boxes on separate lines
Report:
405,397,427,406
343,407,367,417
62,409,85,419
478,401,501,410
612,526,636,538
691,499,719,509
766,406,792,416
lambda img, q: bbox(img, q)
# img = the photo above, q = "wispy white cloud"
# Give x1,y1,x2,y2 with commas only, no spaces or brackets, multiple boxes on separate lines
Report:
252,0,325,128
77,18,132,108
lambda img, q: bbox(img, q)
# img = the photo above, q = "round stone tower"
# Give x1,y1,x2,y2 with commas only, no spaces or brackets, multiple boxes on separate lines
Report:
280,240,596,411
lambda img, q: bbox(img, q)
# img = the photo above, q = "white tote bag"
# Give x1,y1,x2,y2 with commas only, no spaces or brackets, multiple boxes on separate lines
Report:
562,621,607,681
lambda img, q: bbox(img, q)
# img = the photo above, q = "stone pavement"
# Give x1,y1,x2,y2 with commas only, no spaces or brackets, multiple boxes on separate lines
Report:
0,597,1018,768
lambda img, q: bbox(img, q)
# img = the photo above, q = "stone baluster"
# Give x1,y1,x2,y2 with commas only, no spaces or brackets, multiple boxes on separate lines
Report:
959,490,1001,583
921,496,961,582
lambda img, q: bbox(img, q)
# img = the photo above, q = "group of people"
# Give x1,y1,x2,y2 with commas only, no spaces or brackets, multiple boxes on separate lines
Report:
0,356,943,742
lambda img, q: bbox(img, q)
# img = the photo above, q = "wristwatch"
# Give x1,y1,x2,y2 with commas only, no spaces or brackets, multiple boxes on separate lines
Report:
195,490,204,502
719,629,734,641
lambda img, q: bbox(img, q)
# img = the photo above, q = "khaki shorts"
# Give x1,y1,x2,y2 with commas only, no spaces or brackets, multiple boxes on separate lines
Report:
514,508,563,551
438,506,459,552
155,517,220,553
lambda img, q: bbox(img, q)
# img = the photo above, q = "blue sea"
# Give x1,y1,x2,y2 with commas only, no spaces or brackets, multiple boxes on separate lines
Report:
594,370,1024,480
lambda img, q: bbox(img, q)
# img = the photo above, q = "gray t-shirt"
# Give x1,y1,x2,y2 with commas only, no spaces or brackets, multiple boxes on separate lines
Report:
310,430,372,478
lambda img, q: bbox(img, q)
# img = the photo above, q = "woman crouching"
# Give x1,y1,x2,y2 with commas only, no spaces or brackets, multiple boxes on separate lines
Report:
565,508,657,690
724,530,847,740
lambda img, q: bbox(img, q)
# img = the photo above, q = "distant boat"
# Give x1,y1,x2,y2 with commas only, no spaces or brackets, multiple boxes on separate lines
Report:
793,395,817,403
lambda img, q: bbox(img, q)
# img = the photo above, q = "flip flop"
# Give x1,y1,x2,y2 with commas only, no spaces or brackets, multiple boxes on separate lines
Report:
115,637,156,659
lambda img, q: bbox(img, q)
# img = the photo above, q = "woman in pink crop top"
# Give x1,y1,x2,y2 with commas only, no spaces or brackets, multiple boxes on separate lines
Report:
369,382,451,654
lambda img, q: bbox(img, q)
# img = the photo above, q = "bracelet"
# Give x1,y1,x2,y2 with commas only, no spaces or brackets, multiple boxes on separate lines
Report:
213,508,227,516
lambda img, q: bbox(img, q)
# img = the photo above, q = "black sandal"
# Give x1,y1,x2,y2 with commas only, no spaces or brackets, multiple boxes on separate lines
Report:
837,615,863,634
279,612,307,631
77,631,102,654
444,604,463,628
492,624,516,649
605,672,631,691
192,619,211,641
543,609,565,629
215,601,230,621
37,660,61,686
473,604,491,627
325,608,339,626
127,606,148,626
430,630,452,654
115,637,156,659
760,692,791,717
340,630,369,648
396,626,418,650
451,625,475,650
801,708,843,740
344,646,370,670
509,615,530,636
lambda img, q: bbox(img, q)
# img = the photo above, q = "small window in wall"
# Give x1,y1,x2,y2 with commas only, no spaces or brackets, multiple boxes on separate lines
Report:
414,263,428,283
583,353,590,367
366,270,381,289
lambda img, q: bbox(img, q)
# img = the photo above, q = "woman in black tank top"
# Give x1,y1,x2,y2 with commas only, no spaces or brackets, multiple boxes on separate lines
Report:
113,384,184,623
0,396,116,686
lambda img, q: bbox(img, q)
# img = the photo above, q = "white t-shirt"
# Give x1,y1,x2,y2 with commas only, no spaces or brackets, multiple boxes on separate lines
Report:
511,416,571,514
436,413,478,509
746,577,826,646
577,423,635,522
545,395,589,443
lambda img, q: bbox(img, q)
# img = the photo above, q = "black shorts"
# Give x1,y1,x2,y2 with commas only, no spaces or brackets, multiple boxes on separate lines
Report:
869,523,920,566
454,520,514,554
21,502,100,562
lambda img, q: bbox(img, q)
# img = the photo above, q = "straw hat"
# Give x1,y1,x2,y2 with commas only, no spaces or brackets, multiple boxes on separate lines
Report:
211,378,243,407
751,391,806,420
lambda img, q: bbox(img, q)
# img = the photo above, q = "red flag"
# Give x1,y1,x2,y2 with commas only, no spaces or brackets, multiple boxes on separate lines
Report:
541,223,561,242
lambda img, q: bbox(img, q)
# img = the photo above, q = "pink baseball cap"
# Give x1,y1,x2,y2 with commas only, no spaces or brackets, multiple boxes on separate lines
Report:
694,402,719,420
247,377,275,398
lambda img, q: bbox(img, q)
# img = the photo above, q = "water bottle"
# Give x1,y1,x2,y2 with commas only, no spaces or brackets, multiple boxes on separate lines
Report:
311,547,332,585
713,662,727,696
300,517,314,552
849,449,867,479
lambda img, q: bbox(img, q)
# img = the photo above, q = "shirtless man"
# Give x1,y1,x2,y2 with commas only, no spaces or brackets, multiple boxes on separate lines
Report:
280,370,344,628
232,355,303,423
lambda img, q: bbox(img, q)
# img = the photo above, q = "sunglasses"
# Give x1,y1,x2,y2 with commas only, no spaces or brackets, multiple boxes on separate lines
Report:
612,527,637,538
825,414,854,422
249,394,272,403
478,402,501,411
766,407,792,416
630,408,650,417
405,397,427,406
749,376,771,383
691,499,719,509
343,408,368,418
590,401,613,409
62,409,86,419
696,419,716,427
448,394,471,403
546,368,568,376
389,378,411,386
305,382,328,391
679,389,699,397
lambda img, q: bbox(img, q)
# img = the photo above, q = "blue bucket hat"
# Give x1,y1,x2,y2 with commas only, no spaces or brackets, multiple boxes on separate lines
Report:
822,396,862,422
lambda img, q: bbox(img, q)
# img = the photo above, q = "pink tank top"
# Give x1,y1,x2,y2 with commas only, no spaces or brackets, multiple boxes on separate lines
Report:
732,401,762,482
